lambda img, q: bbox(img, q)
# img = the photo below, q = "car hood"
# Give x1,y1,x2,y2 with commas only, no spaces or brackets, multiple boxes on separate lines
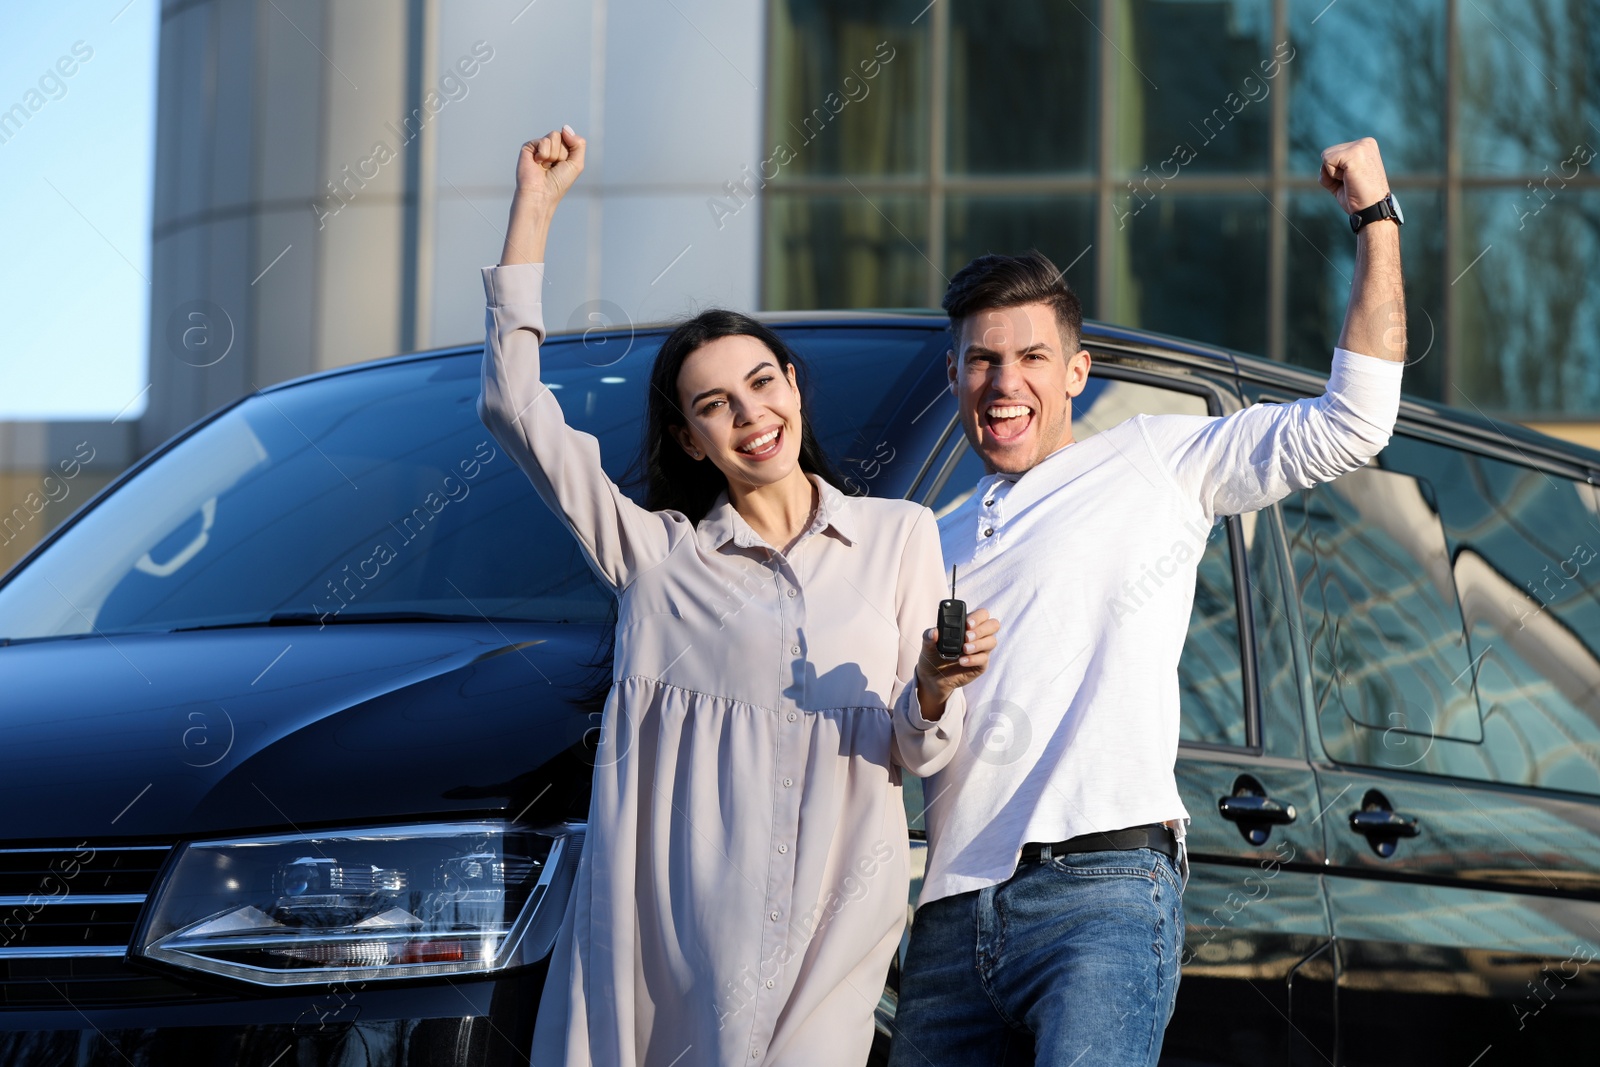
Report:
0,622,601,843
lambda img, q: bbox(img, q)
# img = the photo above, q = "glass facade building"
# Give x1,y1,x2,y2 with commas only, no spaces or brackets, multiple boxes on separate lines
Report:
762,0,1600,431
5,0,1597,576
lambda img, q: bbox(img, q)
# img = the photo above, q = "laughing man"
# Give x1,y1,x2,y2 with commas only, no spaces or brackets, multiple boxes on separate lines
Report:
889,138,1407,1067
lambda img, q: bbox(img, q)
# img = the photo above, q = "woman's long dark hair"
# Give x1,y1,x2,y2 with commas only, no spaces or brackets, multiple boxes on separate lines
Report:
574,310,851,718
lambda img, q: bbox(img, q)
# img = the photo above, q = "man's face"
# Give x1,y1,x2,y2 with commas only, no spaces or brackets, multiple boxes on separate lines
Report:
947,302,1092,475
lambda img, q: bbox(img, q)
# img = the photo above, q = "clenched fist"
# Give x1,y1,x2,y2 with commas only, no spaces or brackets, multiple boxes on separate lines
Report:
501,125,586,266
516,126,586,213
1319,137,1390,215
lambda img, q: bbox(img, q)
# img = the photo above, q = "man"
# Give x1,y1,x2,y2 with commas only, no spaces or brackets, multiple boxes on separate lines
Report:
889,138,1406,1066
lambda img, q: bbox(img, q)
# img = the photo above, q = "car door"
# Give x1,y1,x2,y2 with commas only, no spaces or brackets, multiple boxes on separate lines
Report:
1273,410,1600,1066
911,359,1336,1067
1165,492,1337,1067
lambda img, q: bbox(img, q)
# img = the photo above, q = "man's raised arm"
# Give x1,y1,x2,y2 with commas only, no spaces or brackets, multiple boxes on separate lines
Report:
1146,136,1408,519
1324,137,1406,363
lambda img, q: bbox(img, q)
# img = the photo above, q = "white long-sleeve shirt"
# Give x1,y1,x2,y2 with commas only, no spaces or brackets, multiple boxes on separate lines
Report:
919,348,1405,907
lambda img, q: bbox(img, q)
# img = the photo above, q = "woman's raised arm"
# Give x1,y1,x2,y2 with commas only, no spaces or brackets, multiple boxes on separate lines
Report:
479,128,674,590
499,127,580,266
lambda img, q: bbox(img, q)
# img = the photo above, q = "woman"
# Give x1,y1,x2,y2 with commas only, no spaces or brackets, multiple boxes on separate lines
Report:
479,126,999,1067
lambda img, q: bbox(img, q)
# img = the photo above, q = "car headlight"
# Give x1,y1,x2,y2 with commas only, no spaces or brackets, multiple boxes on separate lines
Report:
134,820,582,986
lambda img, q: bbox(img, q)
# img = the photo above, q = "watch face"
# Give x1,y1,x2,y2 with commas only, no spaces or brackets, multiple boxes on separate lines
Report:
1388,193,1404,225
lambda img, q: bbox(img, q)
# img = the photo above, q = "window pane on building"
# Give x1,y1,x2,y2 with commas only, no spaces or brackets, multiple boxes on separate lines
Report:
1288,0,1446,175
767,0,930,178
1119,0,1276,175
1455,189,1600,415
1110,194,1270,354
1458,0,1600,176
946,0,1097,175
762,0,1600,443
763,193,931,309
943,195,1097,311
1285,188,1445,401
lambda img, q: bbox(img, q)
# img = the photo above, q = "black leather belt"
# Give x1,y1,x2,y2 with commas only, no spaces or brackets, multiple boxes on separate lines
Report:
1019,823,1178,864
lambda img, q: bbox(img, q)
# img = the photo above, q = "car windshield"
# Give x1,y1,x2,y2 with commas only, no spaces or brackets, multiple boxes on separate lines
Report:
0,326,940,641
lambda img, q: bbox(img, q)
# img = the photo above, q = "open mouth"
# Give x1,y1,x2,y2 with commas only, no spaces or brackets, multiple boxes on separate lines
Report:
736,426,784,460
983,403,1033,443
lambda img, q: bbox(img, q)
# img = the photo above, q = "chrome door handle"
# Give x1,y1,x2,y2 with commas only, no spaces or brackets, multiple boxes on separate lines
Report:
1218,795,1298,825
1218,775,1298,845
1349,789,1419,858
1349,809,1419,837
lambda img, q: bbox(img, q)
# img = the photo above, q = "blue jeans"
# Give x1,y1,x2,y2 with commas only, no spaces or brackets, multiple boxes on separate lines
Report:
887,847,1184,1067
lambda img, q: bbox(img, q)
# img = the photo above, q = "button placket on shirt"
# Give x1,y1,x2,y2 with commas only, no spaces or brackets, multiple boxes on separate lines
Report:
977,477,1008,549
749,548,808,1062
774,553,807,692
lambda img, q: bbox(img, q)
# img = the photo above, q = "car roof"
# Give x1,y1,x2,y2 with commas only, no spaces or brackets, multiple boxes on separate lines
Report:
258,309,1600,475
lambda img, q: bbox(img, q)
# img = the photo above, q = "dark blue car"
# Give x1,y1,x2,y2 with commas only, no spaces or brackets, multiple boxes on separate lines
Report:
3,316,1599,1065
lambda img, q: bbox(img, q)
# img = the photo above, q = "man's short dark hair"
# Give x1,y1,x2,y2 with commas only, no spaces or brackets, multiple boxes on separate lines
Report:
941,250,1084,354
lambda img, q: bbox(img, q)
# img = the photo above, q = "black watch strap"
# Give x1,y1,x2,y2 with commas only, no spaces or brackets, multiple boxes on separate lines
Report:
1350,193,1402,233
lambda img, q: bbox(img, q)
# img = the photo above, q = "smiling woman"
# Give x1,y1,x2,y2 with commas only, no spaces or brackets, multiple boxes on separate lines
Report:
477,126,1000,1067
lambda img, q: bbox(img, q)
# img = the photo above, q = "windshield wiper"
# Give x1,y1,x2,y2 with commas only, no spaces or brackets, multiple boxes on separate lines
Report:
0,632,115,646
171,610,523,632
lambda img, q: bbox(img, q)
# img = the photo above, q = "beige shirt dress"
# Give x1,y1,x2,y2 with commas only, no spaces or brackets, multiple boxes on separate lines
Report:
478,262,968,1067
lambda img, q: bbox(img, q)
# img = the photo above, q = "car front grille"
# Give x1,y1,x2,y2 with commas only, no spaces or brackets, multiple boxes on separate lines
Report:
0,842,200,1006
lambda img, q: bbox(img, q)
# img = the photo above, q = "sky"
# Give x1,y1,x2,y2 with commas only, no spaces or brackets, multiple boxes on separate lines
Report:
0,0,158,421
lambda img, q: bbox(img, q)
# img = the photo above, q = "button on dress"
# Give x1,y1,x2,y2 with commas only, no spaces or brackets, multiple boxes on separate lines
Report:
478,263,968,1067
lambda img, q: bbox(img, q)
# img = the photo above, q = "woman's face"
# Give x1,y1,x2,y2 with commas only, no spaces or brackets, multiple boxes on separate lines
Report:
672,334,804,489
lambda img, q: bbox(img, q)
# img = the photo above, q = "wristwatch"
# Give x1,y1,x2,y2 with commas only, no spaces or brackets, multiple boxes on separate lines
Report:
1350,192,1404,233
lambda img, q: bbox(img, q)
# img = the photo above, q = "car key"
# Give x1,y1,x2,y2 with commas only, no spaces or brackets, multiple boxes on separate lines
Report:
936,566,967,661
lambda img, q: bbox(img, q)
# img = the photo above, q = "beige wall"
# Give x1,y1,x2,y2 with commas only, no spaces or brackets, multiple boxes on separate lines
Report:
138,0,765,450
0,421,134,576
3,0,768,580
0,473,119,576
12,0,1584,582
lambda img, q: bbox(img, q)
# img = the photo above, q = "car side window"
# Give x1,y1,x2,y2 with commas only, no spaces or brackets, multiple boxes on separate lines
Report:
928,439,987,518
1281,461,1485,771
922,372,1253,750
1282,435,1600,793
1438,453,1600,793
1180,518,1249,749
